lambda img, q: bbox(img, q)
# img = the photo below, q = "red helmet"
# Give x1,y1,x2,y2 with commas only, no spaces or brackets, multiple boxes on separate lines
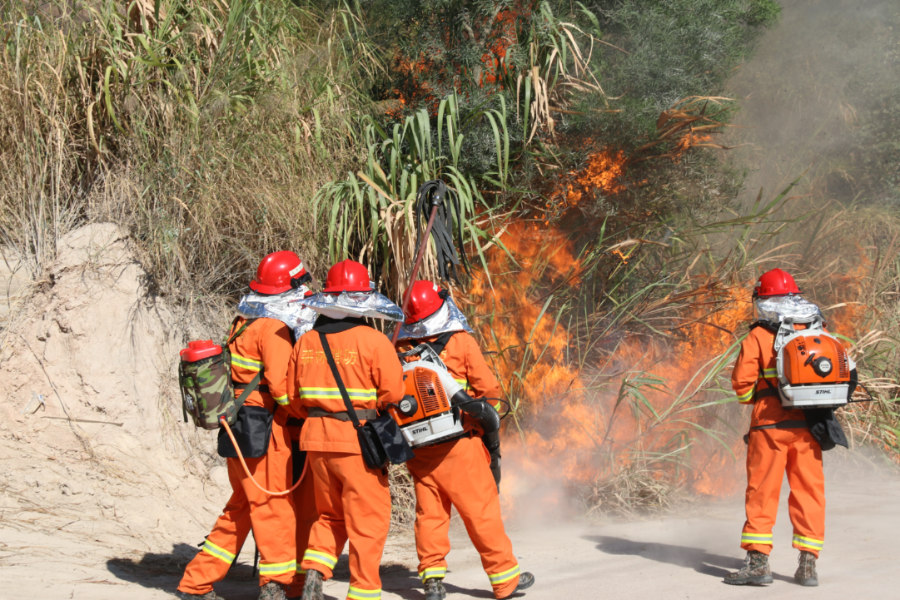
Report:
323,259,371,293
249,251,310,295
754,268,801,298
404,280,446,324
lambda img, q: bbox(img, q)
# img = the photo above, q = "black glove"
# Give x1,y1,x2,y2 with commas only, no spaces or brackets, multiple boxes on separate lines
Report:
483,430,501,489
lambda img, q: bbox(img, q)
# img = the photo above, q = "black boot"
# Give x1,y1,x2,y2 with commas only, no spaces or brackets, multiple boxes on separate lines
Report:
498,571,535,598
175,591,226,600
794,550,819,586
301,570,323,600
423,577,446,600
723,550,773,585
515,572,535,592
258,582,287,600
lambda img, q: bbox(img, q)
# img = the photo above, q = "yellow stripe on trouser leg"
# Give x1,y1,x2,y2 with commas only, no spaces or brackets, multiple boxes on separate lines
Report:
258,560,297,577
793,535,824,552
741,532,773,546
347,585,381,599
302,549,338,570
201,539,236,564
488,564,521,585
419,567,447,581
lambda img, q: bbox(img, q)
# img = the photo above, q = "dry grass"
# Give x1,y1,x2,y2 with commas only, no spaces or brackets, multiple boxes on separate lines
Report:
582,460,680,518
388,466,417,530
0,0,379,304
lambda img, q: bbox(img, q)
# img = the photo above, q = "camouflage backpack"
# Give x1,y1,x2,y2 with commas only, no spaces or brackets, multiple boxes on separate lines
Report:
178,318,260,430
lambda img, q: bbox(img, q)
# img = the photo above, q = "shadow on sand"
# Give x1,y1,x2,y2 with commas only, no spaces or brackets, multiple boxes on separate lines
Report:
587,535,794,584
107,542,259,599
107,545,429,600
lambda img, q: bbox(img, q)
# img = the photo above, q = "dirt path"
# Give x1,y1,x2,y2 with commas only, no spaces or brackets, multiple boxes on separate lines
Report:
1,453,896,599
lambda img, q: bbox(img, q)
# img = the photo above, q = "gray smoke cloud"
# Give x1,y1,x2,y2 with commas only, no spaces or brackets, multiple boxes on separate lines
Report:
724,0,900,210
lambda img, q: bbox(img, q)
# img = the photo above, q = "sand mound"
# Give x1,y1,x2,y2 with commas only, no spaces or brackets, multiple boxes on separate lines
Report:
0,223,229,581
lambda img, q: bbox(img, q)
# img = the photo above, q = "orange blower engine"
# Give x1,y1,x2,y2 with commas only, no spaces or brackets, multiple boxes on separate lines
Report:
774,316,855,409
389,344,472,447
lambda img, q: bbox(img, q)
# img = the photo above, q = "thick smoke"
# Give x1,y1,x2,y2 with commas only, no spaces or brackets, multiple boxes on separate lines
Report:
724,0,900,210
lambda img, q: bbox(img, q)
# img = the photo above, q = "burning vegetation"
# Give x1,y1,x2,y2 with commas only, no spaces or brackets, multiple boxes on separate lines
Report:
456,144,756,516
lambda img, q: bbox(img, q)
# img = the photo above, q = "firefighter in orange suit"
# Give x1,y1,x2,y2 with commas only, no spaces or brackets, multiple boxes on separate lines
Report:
286,259,405,600
725,268,833,588
178,251,315,600
395,281,534,600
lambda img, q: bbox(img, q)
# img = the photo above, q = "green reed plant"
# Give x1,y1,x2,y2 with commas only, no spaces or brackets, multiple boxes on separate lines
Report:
312,93,514,298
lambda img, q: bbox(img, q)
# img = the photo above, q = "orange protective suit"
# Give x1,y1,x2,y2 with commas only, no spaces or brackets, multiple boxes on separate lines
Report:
402,331,524,599
179,317,303,596
286,316,404,600
285,430,318,597
732,324,825,558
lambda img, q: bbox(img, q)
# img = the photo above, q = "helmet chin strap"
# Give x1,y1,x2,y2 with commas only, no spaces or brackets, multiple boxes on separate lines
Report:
291,272,313,288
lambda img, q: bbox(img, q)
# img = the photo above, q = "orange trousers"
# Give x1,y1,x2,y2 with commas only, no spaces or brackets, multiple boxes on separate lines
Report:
741,427,825,558
287,443,318,596
299,451,391,599
407,435,521,599
178,420,297,595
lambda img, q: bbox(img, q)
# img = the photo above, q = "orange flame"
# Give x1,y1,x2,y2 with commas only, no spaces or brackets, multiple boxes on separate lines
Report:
463,148,755,513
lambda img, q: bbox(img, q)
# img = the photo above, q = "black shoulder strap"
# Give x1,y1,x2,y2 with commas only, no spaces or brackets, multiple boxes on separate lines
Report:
318,331,362,430
425,331,456,357
749,320,778,334
751,420,808,431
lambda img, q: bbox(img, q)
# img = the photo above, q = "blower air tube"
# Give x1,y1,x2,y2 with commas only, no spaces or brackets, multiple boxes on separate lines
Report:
451,390,502,487
451,390,500,434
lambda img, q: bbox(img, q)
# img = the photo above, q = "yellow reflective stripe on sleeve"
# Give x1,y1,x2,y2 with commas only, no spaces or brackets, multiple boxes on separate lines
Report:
300,387,377,402
488,564,521,585
302,549,338,570
273,393,289,406
231,353,262,371
258,559,297,576
201,539,235,564
762,368,777,378
741,532,773,545
347,586,381,600
418,566,447,581
793,535,824,551
736,388,754,403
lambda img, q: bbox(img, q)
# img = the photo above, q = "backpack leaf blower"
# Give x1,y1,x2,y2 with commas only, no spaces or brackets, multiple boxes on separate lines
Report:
390,343,500,448
774,315,856,409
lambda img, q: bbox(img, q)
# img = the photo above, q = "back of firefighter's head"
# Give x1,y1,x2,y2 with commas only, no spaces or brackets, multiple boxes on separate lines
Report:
323,259,371,293
249,250,311,295
753,268,801,299
404,280,449,324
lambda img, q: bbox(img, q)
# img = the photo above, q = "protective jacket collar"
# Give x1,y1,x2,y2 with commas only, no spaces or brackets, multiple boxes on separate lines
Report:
754,295,823,327
393,296,474,341
300,288,403,321
237,286,316,339
312,315,369,333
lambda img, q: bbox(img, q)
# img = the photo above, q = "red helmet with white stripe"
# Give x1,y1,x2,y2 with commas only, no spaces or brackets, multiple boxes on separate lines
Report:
249,251,310,295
